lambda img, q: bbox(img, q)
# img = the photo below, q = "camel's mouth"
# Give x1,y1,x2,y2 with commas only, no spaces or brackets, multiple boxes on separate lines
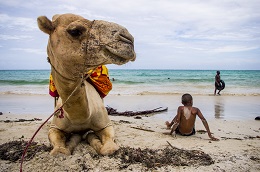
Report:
104,35,136,65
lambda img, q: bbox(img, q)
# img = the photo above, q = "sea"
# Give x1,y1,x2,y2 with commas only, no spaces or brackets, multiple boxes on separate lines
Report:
0,69,260,96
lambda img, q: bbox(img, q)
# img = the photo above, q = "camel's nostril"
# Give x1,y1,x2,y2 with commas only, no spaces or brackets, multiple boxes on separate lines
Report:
116,28,134,44
119,34,133,44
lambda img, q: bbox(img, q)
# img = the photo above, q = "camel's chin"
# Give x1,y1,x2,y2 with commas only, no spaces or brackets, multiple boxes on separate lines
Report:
105,47,135,65
84,53,130,68
107,53,130,65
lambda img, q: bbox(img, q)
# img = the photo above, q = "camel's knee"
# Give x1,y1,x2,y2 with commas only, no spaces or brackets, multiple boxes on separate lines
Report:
48,128,70,155
48,128,66,144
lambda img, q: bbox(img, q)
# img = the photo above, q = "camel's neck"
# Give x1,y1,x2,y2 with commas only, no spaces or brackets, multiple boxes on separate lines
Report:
51,68,90,119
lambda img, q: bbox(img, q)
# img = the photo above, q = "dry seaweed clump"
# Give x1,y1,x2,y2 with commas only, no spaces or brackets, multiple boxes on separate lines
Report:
110,146,214,169
0,140,214,170
0,140,51,162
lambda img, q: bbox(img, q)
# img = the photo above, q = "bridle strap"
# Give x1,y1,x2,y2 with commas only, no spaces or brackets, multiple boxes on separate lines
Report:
47,56,77,81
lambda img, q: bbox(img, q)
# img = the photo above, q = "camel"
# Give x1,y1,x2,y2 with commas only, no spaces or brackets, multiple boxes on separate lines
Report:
37,13,136,156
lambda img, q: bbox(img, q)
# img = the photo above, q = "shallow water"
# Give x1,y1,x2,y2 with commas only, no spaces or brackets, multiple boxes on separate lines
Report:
1,69,260,96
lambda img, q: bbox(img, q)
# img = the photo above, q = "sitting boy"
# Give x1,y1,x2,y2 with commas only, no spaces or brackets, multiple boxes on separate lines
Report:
165,93,219,141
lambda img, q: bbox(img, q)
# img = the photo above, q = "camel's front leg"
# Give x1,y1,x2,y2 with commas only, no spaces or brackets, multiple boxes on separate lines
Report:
48,128,71,155
86,126,119,155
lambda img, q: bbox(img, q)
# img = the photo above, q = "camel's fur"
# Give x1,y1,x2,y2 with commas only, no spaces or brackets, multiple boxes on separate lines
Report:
37,13,135,155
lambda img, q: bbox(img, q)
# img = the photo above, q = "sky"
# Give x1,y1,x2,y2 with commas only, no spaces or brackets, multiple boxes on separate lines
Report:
0,0,260,70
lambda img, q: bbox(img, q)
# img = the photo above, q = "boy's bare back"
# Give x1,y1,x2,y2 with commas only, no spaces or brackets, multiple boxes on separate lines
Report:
177,106,198,135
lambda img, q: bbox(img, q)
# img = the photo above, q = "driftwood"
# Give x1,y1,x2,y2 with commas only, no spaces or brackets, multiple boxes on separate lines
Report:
221,136,260,140
1,118,42,123
167,140,176,149
130,126,155,132
106,106,168,116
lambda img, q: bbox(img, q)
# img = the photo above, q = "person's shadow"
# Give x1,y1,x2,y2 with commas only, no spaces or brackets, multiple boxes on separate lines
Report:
214,98,225,119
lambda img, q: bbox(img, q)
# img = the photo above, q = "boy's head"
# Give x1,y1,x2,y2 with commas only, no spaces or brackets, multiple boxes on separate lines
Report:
182,93,193,106
216,71,220,75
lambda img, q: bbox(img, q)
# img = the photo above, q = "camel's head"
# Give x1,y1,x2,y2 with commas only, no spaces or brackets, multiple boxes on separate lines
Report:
37,13,136,76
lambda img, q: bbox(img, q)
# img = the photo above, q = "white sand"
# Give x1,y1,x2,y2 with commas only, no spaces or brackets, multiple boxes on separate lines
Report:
0,94,259,171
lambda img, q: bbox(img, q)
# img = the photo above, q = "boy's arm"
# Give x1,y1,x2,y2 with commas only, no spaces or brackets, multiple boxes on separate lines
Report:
170,107,181,135
197,108,219,141
170,122,179,135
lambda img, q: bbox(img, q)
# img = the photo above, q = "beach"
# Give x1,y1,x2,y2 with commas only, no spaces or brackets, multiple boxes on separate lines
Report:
0,94,259,172
1,0,260,170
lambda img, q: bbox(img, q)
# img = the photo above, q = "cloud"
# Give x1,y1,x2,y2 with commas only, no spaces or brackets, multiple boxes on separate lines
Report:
0,14,37,31
10,48,45,55
0,34,32,40
212,45,259,53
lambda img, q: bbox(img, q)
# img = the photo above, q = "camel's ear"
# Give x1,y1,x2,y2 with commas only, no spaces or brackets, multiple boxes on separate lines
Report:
37,16,54,35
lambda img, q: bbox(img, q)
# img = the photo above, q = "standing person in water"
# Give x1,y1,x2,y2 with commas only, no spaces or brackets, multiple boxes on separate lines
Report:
214,70,221,95
165,94,219,141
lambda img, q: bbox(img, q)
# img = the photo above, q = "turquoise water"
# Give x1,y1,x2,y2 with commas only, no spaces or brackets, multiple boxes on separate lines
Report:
0,70,260,96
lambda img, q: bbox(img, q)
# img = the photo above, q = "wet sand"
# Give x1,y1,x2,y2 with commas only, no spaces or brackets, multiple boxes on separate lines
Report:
1,94,259,120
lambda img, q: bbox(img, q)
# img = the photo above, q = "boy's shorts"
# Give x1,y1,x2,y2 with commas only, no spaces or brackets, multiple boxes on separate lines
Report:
175,127,196,136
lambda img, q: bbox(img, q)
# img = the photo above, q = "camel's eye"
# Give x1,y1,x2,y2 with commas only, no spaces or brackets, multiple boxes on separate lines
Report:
67,26,86,37
68,29,82,37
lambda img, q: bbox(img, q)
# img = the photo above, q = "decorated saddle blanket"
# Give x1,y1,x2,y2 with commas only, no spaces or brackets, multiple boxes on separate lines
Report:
49,65,112,98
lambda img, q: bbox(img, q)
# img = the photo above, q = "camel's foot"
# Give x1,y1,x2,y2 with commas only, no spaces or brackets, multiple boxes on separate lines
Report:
86,131,119,155
50,146,71,156
100,140,119,155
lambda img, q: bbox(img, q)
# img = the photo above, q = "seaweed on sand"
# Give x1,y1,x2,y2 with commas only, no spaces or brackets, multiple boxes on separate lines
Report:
0,140,51,162
109,145,214,169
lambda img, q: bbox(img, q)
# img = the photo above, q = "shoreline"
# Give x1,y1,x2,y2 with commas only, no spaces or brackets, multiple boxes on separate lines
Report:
1,91,260,97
